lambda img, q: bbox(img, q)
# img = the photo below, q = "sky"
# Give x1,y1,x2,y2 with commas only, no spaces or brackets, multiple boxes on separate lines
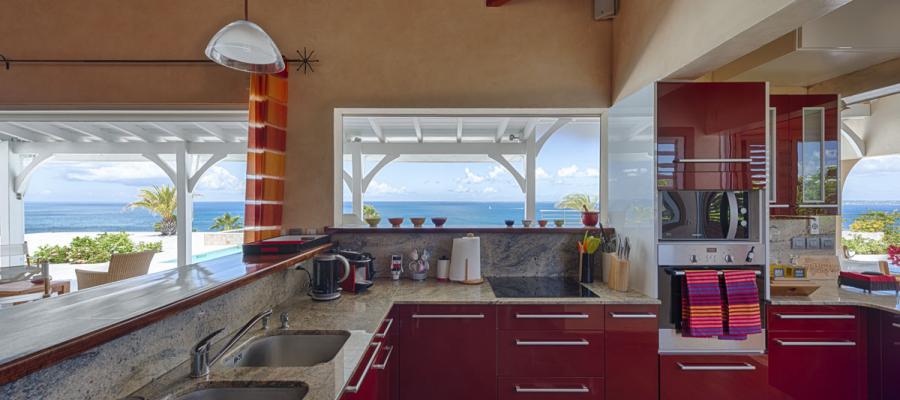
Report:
843,154,900,202
26,160,246,203
343,122,602,203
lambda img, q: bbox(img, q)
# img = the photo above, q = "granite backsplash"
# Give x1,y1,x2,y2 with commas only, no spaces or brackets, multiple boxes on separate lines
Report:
769,216,839,265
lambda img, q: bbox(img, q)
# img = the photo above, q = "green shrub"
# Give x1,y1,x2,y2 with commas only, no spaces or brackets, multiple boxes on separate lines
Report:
849,210,900,233
842,235,889,255
32,232,161,264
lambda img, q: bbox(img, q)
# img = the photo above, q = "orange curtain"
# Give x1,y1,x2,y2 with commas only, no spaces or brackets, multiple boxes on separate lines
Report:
244,67,288,243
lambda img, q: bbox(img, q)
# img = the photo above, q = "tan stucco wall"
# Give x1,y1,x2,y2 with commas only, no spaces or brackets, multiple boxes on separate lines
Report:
860,93,900,158
0,0,612,229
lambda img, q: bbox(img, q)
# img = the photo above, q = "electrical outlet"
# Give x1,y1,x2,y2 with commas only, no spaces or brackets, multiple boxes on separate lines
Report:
791,237,807,249
821,237,835,249
809,217,820,235
806,237,821,249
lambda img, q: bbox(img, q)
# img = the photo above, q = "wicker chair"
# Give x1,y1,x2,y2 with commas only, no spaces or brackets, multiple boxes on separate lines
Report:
878,260,900,283
75,250,156,290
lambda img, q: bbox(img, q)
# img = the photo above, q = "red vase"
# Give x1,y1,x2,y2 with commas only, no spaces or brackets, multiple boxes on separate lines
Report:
581,211,599,227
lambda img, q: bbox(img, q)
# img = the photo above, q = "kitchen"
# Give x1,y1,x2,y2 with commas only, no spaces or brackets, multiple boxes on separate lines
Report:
1,1,900,400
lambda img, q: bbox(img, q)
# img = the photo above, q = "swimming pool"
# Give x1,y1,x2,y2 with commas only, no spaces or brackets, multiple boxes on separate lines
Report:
158,246,242,265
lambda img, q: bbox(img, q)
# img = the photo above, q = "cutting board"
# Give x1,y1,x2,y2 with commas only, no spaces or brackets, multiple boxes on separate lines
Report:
770,279,820,296
797,255,840,279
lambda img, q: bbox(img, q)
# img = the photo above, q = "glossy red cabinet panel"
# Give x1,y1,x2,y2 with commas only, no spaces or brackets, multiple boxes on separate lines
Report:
498,330,605,377
769,94,839,216
499,305,604,331
375,307,398,400
398,304,496,400
498,377,604,400
657,82,768,191
768,305,861,332
604,305,658,400
768,330,866,400
660,354,769,400
341,342,382,400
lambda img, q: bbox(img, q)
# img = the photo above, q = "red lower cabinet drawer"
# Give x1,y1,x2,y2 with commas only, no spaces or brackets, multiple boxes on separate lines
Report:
498,330,604,377
499,305,605,331
660,354,769,400
768,305,861,332
499,377,604,400
769,331,866,400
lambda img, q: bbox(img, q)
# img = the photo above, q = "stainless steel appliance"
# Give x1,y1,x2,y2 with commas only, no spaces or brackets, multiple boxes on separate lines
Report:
659,191,759,241
310,253,350,301
657,243,766,353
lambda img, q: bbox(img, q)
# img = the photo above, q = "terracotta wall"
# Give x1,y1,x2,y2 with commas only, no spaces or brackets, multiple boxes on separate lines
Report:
0,0,612,229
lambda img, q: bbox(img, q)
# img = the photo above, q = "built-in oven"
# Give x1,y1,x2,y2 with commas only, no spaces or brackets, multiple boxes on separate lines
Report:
659,190,759,241
657,243,766,354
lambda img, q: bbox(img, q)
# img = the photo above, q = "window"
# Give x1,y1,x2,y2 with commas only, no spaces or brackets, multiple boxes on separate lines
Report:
334,109,602,227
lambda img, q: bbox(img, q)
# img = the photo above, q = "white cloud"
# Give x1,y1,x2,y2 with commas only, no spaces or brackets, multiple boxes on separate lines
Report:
585,168,600,177
536,167,550,179
482,187,498,194
557,165,579,177
850,154,900,176
459,168,485,184
368,180,407,194
452,185,473,193
488,166,506,179
66,162,167,182
197,166,241,191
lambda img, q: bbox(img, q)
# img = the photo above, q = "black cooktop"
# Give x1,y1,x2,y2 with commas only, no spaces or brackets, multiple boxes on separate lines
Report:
488,277,598,298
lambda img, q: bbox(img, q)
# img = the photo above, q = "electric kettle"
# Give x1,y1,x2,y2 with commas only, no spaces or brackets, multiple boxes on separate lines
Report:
310,253,350,301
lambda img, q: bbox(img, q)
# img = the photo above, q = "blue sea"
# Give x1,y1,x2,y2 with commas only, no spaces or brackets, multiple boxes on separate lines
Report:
23,201,900,233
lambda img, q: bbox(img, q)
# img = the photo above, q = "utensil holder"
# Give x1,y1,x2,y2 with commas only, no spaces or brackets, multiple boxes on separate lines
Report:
601,252,615,283
579,253,594,283
607,255,630,292
411,271,428,281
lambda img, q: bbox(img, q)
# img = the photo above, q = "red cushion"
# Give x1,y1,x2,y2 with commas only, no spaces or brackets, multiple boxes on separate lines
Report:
840,271,896,283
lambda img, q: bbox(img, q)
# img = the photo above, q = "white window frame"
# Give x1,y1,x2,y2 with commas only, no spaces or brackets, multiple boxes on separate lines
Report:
332,108,605,227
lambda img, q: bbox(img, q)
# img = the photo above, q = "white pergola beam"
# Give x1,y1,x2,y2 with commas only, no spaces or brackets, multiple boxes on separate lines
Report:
147,122,193,142
0,123,57,142
488,154,525,191
7,122,69,142
174,144,194,267
13,152,54,195
58,122,128,143
413,118,423,143
142,153,176,183
103,122,158,143
362,154,399,192
358,142,526,155
0,109,248,122
841,122,866,159
188,153,227,192
367,118,385,143
495,118,510,143
535,118,571,153
456,119,463,143
44,122,104,142
194,122,230,143
10,141,247,155
350,143,363,222
525,132,537,220
522,118,539,140
0,142,26,267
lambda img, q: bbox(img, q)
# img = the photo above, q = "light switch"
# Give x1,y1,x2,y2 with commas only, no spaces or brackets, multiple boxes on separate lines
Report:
806,237,821,249
821,237,835,249
791,237,807,249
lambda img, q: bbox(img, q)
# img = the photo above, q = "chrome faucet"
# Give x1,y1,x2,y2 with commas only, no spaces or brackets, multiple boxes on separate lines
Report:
190,309,273,378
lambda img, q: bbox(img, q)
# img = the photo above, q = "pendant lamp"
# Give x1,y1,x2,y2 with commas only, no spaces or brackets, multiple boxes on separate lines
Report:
205,0,284,73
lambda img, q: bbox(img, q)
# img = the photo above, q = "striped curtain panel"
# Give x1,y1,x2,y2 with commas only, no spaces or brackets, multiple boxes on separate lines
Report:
244,67,288,243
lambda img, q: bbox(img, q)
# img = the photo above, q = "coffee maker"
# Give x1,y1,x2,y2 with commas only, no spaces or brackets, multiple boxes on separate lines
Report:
310,253,350,301
339,249,376,293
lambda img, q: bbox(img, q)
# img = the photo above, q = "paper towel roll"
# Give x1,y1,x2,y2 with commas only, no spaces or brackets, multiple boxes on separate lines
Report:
450,233,482,284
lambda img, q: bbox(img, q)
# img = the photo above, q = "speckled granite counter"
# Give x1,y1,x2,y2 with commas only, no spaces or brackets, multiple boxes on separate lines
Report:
770,279,900,314
130,278,657,400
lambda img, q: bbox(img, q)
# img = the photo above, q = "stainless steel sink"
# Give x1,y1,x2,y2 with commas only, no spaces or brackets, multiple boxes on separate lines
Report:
176,385,307,400
224,331,351,368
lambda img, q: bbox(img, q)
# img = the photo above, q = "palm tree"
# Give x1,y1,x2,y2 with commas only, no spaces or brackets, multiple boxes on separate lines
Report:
556,193,599,212
210,213,243,231
129,185,177,235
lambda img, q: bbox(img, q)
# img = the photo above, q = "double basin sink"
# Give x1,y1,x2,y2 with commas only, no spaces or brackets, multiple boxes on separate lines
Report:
177,331,351,400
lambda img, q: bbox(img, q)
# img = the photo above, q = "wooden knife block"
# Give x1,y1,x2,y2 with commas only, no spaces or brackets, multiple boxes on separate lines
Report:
607,254,629,292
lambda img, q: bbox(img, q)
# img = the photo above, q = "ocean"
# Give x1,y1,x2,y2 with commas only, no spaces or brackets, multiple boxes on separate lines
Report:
23,201,900,233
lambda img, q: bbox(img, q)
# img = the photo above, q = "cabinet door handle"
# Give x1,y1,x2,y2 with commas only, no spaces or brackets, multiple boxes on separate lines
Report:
677,362,756,371
775,313,855,320
774,339,856,347
676,158,753,163
344,342,381,393
412,314,485,319
372,345,394,370
609,312,657,319
769,204,791,208
374,318,393,338
892,323,900,329
515,339,589,346
515,385,589,393
515,313,589,319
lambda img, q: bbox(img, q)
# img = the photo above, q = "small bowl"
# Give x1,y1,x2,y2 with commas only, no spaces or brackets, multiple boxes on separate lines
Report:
522,219,533,228
431,217,447,227
388,217,404,228
504,219,515,228
364,217,381,228
553,219,565,227
410,217,426,228
538,219,548,227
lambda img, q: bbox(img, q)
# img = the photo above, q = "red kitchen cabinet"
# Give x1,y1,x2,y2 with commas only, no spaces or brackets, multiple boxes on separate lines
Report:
604,305,658,400
398,304,496,400
660,354,769,400
498,377,604,400
869,310,900,400
769,94,839,216
499,304,605,331
498,330,605,377
341,342,382,400
657,82,768,191
374,307,398,400
768,304,861,332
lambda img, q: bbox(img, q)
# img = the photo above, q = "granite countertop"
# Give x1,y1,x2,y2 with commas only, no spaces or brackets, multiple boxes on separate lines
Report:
770,279,900,314
130,278,658,400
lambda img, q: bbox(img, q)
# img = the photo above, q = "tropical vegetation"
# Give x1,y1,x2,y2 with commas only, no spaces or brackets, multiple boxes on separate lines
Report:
556,193,599,212
842,210,900,255
33,232,162,264
210,212,243,231
363,204,380,219
129,185,177,235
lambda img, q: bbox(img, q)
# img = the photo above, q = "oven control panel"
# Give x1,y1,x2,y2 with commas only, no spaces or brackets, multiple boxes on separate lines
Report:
658,243,763,266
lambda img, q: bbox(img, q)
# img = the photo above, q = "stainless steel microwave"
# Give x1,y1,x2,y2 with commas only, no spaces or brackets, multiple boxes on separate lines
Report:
659,191,759,241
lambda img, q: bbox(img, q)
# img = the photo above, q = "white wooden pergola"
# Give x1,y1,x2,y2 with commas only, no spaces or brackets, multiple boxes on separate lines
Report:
0,110,248,267
334,109,603,225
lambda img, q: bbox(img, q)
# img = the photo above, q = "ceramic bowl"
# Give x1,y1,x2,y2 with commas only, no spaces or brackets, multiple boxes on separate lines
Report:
504,219,515,227
522,219,533,228
431,217,448,227
365,217,381,228
553,219,565,227
388,217,404,228
410,217,426,227
538,219,548,227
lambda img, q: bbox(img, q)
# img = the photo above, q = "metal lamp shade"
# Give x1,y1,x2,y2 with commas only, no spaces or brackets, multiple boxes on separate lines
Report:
205,20,285,73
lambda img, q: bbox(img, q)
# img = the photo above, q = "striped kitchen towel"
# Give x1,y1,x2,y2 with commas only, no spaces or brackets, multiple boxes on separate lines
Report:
720,270,762,340
681,270,724,337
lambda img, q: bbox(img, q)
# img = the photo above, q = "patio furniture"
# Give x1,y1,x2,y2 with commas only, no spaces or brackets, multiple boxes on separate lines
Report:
878,260,900,283
75,250,156,290
0,242,32,268
0,279,70,298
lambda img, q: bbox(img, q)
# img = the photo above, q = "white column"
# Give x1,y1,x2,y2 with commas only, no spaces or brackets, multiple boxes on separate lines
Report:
525,133,537,221
0,142,26,267
175,145,194,267
350,143,363,222
600,113,609,224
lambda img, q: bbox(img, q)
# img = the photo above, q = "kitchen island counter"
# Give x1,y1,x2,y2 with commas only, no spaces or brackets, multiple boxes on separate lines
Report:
770,278,900,314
